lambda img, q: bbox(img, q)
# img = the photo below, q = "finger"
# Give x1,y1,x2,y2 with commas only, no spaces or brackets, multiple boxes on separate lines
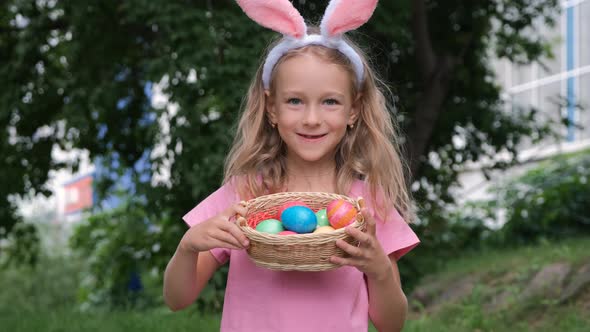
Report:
221,221,250,247
345,225,373,247
361,208,376,236
330,255,362,267
220,202,248,221
211,229,245,249
335,239,364,257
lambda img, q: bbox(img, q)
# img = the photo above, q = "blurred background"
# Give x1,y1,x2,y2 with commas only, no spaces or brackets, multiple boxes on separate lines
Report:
1,0,589,331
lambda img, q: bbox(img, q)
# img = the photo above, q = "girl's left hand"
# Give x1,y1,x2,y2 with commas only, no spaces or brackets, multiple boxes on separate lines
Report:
330,208,392,280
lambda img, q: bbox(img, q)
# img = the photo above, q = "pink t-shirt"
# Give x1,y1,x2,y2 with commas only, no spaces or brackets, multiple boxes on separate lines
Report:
183,180,420,332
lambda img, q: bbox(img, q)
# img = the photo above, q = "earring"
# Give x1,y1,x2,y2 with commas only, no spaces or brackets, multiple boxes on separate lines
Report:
271,122,276,128
348,123,354,129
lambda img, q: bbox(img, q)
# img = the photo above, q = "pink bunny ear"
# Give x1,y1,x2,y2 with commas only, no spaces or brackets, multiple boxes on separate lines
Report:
236,0,307,38
320,0,378,37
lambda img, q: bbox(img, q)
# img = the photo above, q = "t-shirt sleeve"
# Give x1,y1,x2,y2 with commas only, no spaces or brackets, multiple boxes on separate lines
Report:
374,207,420,261
182,183,239,264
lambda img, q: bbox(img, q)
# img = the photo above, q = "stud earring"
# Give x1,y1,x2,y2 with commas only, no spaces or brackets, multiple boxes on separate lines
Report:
348,123,354,129
271,122,276,128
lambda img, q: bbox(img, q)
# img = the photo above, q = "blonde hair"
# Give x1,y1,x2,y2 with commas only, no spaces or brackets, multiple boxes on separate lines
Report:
224,32,414,222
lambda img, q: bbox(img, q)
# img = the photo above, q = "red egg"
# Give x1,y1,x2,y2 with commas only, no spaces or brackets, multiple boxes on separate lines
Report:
278,231,298,235
327,199,357,229
276,200,309,220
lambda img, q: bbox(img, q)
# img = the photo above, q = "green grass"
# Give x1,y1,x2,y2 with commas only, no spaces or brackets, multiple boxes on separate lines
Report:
403,236,590,332
1,237,589,331
0,308,221,332
425,236,590,284
404,302,590,332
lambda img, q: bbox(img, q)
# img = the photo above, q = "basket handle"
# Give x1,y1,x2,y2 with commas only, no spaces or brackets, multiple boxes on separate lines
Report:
236,216,248,227
356,197,366,228
233,200,249,227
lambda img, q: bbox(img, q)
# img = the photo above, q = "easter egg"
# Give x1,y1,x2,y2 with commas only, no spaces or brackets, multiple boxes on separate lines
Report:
315,209,329,227
247,211,275,228
276,200,309,219
255,219,284,234
278,230,298,235
313,226,335,234
280,206,317,233
327,199,357,229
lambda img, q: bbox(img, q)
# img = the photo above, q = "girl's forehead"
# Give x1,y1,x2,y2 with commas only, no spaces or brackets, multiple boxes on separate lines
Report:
273,53,354,94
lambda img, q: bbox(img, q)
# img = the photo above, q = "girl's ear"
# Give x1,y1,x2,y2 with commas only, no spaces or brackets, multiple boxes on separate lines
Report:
265,90,278,124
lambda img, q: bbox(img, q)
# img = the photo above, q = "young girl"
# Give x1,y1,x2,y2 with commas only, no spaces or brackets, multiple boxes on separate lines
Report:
164,1,419,331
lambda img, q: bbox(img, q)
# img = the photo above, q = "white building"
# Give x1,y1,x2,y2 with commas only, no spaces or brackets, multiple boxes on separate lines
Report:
458,0,590,204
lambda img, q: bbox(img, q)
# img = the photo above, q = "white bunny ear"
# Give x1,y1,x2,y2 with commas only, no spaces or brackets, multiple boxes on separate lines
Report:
236,0,307,38
320,0,378,37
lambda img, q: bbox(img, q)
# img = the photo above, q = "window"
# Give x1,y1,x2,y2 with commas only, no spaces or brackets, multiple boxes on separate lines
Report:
579,74,590,140
537,82,563,119
511,64,533,86
580,1,590,68
538,12,563,78
512,90,533,110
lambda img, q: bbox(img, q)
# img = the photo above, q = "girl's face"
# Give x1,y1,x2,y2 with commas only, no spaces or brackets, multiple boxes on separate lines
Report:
266,53,358,167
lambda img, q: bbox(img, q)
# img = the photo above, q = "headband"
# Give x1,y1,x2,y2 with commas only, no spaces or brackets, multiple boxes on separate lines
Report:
236,0,379,89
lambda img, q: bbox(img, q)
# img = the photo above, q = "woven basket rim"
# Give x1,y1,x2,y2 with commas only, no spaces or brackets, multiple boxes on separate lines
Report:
235,191,366,271
237,191,364,233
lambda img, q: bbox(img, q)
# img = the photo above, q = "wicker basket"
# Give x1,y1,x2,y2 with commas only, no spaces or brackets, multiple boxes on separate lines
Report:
236,192,365,272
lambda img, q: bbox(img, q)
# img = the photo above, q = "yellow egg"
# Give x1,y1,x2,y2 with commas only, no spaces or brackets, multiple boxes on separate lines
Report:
313,226,335,234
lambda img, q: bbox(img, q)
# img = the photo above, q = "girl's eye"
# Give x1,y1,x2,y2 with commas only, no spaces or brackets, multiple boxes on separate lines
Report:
287,98,302,105
324,99,340,106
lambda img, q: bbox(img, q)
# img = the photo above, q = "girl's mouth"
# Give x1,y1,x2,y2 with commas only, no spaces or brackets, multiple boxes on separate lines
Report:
298,133,327,140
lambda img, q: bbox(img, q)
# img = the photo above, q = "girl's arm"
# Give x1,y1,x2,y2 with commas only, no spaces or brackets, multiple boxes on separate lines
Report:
366,255,408,332
163,247,221,311
330,208,408,331
163,202,249,311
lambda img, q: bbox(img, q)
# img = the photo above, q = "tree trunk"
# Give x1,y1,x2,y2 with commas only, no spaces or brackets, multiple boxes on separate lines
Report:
407,0,458,181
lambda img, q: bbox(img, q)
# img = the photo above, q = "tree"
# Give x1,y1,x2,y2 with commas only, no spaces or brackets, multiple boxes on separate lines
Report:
1,0,561,294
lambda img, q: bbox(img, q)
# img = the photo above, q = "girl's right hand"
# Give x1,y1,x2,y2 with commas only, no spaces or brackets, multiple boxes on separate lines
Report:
179,202,250,253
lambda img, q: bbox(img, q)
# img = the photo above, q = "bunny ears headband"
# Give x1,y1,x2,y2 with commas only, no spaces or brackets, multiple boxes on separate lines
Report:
235,0,379,89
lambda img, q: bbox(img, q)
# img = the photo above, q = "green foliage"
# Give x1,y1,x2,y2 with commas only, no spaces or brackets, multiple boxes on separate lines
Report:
402,150,590,287
399,201,495,290
0,253,81,314
69,200,227,311
0,221,40,267
493,151,590,244
0,0,566,309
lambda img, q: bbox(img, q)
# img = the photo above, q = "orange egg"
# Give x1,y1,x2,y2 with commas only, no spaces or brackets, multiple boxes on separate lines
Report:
327,199,357,229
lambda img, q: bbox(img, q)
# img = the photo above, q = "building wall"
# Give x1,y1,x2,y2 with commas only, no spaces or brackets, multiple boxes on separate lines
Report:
63,175,94,214
457,0,590,204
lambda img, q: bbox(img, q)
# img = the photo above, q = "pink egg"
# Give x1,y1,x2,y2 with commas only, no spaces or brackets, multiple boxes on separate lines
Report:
278,231,298,235
327,199,357,229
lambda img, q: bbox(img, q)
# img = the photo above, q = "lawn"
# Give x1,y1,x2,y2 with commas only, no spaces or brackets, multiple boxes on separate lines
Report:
1,237,589,331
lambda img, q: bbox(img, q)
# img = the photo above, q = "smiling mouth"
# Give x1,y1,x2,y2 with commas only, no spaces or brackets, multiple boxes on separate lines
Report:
298,133,327,139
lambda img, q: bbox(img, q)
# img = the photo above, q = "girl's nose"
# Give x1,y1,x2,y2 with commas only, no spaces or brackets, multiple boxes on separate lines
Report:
302,105,321,126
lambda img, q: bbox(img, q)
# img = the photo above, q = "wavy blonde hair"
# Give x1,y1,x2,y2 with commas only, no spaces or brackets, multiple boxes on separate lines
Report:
223,32,414,222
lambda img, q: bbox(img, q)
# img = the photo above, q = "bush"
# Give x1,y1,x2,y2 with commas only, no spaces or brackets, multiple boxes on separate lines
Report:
401,150,590,289
0,222,40,267
69,200,227,311
492,151,590,244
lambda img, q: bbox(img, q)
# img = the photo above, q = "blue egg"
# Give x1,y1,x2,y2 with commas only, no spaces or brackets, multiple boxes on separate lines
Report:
280,206,318,233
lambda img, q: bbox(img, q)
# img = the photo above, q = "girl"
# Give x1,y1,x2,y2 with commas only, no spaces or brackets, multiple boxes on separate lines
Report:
164,1,419,331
